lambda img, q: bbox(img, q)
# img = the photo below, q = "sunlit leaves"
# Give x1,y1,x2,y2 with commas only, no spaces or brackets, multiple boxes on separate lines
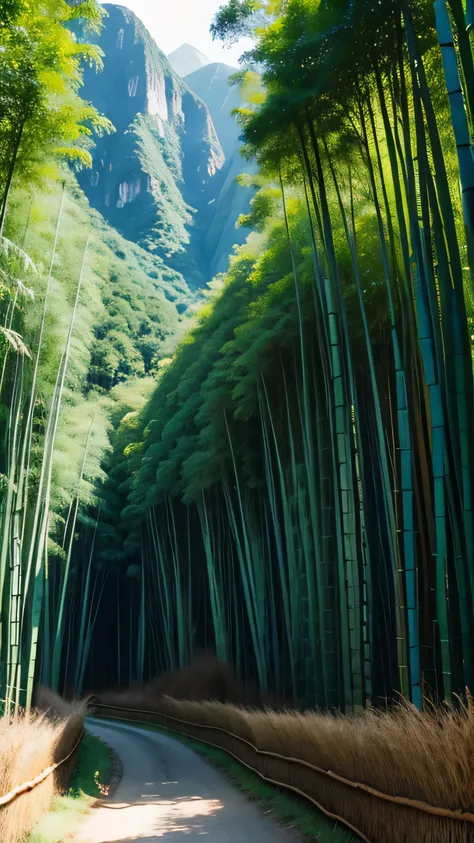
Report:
0,325,30,356
211,0,264,44
0,236,36,272
0,0,114,204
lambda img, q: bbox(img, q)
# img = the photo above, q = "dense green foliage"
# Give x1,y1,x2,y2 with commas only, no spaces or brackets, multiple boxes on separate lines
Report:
68,730,112,798
84,0,474,711
0,0,112,230
2,0,474,716
0,0,187,709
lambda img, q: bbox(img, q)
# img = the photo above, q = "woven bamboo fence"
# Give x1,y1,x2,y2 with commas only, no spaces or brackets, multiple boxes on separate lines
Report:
92,699,474,843
0,715,83,843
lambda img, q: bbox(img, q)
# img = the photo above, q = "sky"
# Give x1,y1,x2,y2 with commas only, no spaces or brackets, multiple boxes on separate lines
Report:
101,0,250,66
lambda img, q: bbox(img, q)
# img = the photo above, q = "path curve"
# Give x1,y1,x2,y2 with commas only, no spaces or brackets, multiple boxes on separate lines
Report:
72,718,300,843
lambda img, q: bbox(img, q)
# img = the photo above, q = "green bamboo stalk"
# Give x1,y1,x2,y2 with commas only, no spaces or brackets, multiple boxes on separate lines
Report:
77,568,108,694
300,157,343,706
186,506,193,662
18,185,66,686
74,508,100,695
401,11,463,698
259,376,298,700
446,0,474,135
358,96,420,706
198,494,228,662
305,118,359,710
329,152,407,708
425,163,473,690
280,172,327,706
416,4,474,674
117,575,121,688
372,63,421,699
1,356,23,703
165,495,186,667
148,507,174,669
222,427,267,688
137,544,146,682
26,233,88,706
49,250,91,690
435,0,474,263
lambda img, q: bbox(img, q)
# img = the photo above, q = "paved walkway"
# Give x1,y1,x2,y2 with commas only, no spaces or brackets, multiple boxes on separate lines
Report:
72,718,300,842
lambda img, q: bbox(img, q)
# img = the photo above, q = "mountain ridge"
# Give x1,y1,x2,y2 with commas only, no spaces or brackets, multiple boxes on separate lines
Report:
168,42,209,77
183,61,257,278
77,4,224,287
184,62,240,159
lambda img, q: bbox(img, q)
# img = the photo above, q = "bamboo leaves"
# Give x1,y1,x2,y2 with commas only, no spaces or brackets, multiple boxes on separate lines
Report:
115,0,474,711
1,0,471,713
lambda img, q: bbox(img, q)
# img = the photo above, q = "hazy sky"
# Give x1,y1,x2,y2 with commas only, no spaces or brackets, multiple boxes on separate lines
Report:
101,0,250,66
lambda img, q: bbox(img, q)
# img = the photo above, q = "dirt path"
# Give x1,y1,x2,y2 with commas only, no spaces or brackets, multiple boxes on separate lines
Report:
72,719,300,843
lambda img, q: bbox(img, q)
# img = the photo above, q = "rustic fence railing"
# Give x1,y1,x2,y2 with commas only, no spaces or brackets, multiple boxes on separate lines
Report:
0,727,83,808
92,702,474,843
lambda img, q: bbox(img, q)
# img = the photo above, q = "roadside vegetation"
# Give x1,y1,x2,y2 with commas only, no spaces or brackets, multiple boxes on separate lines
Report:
95,682,474,843
82,0,474,720
27,730,112,843
0,0,186,711
0,704,84,843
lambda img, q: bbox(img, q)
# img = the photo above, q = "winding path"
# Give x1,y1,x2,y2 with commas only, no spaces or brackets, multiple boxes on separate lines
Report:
72,719,300,843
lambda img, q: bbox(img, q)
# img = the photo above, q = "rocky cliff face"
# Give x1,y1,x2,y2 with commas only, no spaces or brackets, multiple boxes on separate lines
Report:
184,62,256,277
204,153,258,278
77,5,224,287
184,63,241,159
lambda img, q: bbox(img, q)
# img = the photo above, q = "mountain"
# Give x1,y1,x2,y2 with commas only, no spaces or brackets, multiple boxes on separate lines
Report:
185,63,240,159
184,63,257,277
76,5,224,287
204,154,258,278
167,43,209,78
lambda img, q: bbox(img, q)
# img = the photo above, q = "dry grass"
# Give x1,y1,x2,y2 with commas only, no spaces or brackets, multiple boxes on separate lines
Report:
34,685,84,719
0,688,85,843
95,677,474,842
145,696,473,805
96,653,279,709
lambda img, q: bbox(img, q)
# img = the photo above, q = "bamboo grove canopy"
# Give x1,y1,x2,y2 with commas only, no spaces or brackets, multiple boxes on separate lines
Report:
3,0,474,713
84,0,474,711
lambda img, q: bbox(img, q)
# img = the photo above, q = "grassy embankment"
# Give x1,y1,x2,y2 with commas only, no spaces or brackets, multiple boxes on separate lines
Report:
0,707,84,843
27,730,112,843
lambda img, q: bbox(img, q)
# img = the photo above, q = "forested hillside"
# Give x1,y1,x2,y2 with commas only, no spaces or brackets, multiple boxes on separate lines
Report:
76,7,256,288
2,0,474,718
0,0,190,709
76,4,225,288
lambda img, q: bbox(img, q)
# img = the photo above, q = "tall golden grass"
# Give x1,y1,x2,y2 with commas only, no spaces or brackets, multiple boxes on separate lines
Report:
95,684,474,842
96,653,279,708
0,688,84,843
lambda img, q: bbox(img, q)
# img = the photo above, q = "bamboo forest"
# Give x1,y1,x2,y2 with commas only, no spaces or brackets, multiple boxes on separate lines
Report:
1,0,474,719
